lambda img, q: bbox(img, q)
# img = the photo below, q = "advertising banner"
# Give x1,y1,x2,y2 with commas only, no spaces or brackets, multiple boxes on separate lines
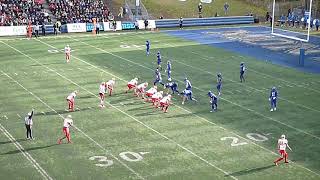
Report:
66,23,86,33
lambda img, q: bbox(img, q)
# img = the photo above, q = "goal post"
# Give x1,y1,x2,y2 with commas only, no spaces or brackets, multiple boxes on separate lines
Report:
271,0,314,42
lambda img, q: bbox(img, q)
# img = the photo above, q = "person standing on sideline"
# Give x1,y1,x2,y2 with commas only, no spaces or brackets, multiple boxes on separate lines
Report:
24,109,34,140
34,23,39,38
224,2,229,16
41,22,46,36
179,17,183,29
96,22,100,34
58,115,73,144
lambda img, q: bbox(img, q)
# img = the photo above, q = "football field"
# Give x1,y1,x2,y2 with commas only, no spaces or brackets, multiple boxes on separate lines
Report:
0,27,320,180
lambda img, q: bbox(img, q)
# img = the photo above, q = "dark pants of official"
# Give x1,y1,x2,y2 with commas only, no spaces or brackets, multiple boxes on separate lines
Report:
96,28,100,34
25,124,33,139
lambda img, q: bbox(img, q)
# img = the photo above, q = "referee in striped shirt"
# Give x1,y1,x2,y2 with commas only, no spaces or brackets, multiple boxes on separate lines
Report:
25,109,34,140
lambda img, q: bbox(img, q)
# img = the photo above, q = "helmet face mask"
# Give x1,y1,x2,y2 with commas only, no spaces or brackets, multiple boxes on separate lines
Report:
281,134,285,139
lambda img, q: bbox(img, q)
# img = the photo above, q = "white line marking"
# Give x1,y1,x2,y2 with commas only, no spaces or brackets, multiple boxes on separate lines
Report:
17,114,21,118
0,123,53,180
14,73,18,75
23,72,28,75
30,39,238,179
1,71,145,180
35,37,320,176
4,115,8,120
41,111,46,115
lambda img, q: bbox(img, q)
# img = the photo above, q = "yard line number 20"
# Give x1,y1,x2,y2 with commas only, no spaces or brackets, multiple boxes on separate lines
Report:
221,133,268,147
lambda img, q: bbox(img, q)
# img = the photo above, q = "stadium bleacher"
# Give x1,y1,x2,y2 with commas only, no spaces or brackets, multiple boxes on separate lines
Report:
47,0,109,24
0,0,50,26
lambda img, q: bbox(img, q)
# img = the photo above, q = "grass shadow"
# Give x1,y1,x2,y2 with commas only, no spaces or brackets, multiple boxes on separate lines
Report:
0,139,27,145
1,143,58,155
225,165,274,177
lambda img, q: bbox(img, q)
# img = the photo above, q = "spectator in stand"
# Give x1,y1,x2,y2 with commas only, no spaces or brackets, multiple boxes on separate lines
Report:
198,2,202,18
266,12,270,22
118,6,123,18
314,19,319,31
47,0,109,24
0,0,49,26
224,2,229,16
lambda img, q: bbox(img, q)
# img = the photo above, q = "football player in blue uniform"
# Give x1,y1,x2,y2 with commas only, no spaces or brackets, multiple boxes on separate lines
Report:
154,68,164,86
208,91,218,112
165,60,172,81
240,62,246,83
216,73,222,95
269,87,278,112
146,40,150,56
164,80,179,94
156,51,162,70
181,89,196,105
184,78,192,90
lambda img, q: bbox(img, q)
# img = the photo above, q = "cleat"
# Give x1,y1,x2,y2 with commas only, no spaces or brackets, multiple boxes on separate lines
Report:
274,162,278,166
210,110,213,113
270,109,274,112
57,139,62,144
274,108,277,111
285,161,289,164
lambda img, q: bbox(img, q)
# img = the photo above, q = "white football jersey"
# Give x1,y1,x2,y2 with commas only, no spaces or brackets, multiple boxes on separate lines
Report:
67,92,76,100
99,84,106,94
160,96,171,103
146,87,157,94
152,92,163,99
278,138,288,150
63,118,73,128
64,47,71,53
106,80,115,87
128,79,137,85
137,83,147,89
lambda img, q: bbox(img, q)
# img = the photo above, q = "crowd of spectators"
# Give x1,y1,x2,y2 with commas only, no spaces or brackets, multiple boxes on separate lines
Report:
0,0,51,26
269,8,320,31
48,0,110,24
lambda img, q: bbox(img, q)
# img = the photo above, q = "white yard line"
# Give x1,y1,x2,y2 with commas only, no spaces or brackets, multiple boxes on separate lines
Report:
1,72,144,180
0,123,53,180
13,39,239,179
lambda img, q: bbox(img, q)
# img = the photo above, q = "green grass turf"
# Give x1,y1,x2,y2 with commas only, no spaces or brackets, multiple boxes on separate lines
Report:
0,30,319,180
